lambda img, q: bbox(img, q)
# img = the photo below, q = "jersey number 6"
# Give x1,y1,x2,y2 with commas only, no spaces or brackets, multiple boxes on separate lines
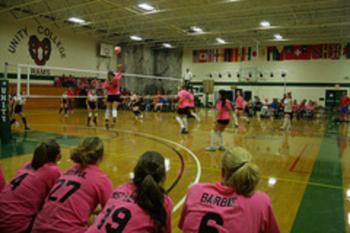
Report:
199,212,224,233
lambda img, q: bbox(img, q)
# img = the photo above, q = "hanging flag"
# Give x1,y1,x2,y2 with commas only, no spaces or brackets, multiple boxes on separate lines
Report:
193,42,350,63
343,43,350,59
198,49,208,63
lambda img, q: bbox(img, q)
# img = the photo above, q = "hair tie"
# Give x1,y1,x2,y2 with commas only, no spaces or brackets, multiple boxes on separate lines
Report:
233,161,248,173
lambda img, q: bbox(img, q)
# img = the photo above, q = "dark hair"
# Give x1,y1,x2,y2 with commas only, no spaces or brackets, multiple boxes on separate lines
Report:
219,90,227,107
70,137,104,167
31,139,60,170
133,151,167,232
108,71,114,80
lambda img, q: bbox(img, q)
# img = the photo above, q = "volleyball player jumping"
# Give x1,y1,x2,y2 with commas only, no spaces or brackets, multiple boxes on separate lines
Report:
103,65,122,129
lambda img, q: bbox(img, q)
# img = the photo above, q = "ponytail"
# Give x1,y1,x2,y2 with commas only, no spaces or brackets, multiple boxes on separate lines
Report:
222,147,260,196
133,151,167,232
31,139,60,170
219,90,227,108
70,137,104,168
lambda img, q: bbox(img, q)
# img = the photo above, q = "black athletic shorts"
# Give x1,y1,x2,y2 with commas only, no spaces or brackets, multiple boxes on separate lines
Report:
217,119,230,125
88,101,97,110
177,107,190,115
14,105,23,114
107,95,121,103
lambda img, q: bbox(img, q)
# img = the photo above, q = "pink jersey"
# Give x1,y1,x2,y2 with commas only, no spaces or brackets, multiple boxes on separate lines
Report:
235,96,245,109
189,92,195,108
216,99,232,120
178,89,191,109
179,183,280,233
103,72,121,95
0,162,61,233
86,183,173,233
292,103,299,112
0,165,5,191
306,104,316,111
32,164,113,233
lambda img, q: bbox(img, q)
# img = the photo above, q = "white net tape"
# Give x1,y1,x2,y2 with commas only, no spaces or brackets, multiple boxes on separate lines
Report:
8,64,181,99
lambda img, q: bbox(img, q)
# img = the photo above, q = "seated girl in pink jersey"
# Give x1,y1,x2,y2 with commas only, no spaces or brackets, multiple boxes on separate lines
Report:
0,139,62,233
32,137,113,233
86,151,173,233
0,164,5,191
179,147,280,233
206,90,232,152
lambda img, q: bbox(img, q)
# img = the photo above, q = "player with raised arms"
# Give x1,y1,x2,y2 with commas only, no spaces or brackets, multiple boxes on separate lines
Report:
0,140,62,233
179,147,280,233
86,151,173,233
103,64,123,129
31,137,113,233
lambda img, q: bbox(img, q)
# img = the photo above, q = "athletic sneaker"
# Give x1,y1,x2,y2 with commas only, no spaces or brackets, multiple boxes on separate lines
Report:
181,128,189,134
206,146,217,152
218,146,226,151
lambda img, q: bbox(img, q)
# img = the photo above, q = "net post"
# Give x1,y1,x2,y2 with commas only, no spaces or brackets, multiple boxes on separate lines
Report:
0,63,11,144
4,62,8,80
26,66,30,96
17,64,21,97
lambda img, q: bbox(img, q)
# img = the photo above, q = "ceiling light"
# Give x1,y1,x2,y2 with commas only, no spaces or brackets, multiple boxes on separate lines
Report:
138,3,155,11
274,34,283,40
260,20,271,28
191,26,203,33
130,35,143,41
163,43,173,48
68,17,86,24
216,38,226,44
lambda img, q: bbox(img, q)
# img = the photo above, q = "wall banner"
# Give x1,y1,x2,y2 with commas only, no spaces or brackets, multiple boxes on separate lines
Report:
7,26,66,66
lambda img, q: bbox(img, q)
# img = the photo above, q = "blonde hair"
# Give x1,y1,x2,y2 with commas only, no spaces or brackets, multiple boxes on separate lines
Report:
221,147,260,196
70,137,104,167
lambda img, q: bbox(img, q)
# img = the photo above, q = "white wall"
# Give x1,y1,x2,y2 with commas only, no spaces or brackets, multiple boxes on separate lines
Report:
0,13,116,78
182,48,350,106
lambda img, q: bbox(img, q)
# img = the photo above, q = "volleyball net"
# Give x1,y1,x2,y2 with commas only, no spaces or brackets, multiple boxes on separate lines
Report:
5,63,182,99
